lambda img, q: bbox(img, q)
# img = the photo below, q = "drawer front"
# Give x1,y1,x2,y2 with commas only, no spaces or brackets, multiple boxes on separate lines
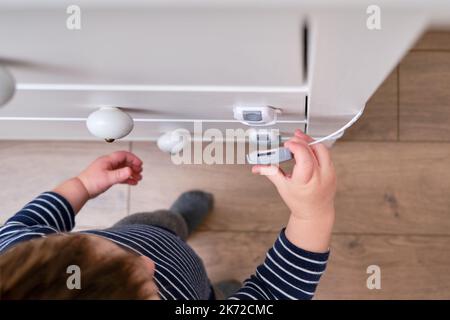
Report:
0,10,304,87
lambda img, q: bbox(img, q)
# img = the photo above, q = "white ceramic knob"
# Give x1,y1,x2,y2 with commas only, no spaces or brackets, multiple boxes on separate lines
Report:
0,66,15,107
86,107,134,142
157,130,187,154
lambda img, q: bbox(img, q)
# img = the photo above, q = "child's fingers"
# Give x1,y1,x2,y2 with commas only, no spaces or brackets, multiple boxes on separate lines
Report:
284,140,316,183
291,131,325,167
123,171,143,185
108,151,143,171
287,135,314,149
108,164,142,187
252,165,287,190
123,178,139,186
107,166,133,184
121,174,142,185
289,129,321,163
294,129,314,143
310,143,333,169
128,153,143,170
108,151,130,165
130,164,143,174
284,140,317,166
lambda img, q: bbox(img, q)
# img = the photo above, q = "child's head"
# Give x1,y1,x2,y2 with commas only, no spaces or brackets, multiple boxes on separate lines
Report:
0,233,159,299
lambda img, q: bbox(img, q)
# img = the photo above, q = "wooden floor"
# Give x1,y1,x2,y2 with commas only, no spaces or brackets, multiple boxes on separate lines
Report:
1,31,450,299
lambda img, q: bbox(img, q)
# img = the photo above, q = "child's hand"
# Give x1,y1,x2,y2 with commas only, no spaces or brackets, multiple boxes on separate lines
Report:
78,151,143,198
252,130,336,221
252,129,336,252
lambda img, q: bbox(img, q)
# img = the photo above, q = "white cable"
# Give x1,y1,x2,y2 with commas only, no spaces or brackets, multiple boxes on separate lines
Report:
307,105,366,146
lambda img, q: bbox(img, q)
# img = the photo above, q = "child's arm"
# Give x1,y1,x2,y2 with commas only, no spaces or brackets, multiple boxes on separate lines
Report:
0,151,143,252
258,130,336,253
229,130,336,300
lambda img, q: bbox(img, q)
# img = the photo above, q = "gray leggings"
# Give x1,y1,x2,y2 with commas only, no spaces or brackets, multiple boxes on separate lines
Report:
113,210,189,241
114,210,240,298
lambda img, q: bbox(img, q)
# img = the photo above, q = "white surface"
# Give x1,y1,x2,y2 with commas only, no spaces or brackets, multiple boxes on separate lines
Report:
246,147,292,165
0,0,449,11
0,119,306,141
306,9,428,137
0,10,304,86
0,9,307,139
157,130,187,154
1,88,306,121
1,2,449,141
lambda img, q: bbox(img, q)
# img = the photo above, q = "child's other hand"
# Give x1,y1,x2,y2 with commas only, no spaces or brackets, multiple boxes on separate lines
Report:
78,151,143,198
252,129,336,223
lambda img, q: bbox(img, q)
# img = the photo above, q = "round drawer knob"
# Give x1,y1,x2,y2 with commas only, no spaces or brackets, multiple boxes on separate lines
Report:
0,67,15,107
86,107,134,142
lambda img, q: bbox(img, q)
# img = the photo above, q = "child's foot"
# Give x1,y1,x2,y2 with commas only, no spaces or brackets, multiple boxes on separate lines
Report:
213,280,242,299
170,190,214,235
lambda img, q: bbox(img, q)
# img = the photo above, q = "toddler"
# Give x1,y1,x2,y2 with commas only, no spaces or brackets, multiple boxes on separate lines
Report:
0,130,336,300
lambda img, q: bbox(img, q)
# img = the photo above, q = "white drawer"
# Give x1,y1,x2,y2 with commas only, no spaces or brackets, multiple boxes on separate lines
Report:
0,9,308,140
0,10,304,87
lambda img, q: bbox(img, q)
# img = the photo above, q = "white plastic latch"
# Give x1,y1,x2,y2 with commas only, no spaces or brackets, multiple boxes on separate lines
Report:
233,106,281,126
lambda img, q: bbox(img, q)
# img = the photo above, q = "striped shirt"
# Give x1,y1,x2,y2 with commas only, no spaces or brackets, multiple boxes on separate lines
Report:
0,192,329,300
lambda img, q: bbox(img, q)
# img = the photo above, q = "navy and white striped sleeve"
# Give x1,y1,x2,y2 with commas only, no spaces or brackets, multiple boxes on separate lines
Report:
229,229,329,300
0,192,75,252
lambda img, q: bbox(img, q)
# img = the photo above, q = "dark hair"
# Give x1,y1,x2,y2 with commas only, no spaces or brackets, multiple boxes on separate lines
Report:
0,234,157,299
